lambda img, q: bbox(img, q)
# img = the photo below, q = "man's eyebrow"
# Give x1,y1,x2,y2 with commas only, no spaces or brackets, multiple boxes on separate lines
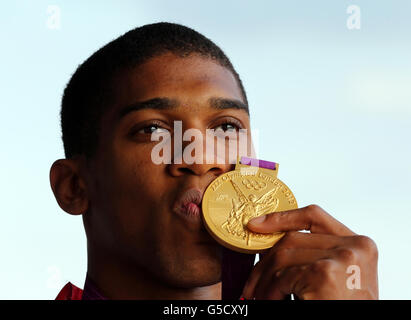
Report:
118,96,249,119
118,97,179,118
209,97,249,114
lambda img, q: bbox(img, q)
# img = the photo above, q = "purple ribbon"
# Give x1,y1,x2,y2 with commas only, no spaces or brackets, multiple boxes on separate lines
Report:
240,156,277,170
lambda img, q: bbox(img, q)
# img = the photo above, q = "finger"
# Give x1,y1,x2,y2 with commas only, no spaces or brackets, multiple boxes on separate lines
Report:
274,231,345,250
241,259,266,299
247,204,355,236
256,259,337,300
242,248,331,299
254,264,309,300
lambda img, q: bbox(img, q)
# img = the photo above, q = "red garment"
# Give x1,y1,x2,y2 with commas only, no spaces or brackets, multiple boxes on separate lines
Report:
55,282,83,300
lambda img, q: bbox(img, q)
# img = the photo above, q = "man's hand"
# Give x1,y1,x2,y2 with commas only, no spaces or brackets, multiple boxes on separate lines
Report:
242,205,378,300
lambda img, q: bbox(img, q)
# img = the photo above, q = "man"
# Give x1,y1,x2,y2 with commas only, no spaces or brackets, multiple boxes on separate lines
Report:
50,22,378,300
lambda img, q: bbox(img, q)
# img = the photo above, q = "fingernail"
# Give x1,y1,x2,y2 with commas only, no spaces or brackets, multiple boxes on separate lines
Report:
249,215,266,225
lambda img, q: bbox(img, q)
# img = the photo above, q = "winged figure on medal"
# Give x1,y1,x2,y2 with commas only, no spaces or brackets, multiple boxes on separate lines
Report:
221,179,280,246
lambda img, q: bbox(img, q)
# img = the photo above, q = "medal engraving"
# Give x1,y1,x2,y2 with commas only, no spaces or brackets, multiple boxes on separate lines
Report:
222,179,279,246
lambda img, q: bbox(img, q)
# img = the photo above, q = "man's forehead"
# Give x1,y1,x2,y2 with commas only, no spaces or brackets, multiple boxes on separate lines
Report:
113,53,245,105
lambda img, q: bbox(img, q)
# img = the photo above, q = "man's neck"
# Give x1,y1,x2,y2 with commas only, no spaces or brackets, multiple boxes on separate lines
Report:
87,250,221,299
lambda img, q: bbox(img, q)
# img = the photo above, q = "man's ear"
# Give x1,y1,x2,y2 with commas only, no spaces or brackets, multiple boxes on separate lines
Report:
50,158,89,215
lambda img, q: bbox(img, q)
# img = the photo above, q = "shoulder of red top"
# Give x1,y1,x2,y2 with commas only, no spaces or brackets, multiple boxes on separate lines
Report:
55,282,83,300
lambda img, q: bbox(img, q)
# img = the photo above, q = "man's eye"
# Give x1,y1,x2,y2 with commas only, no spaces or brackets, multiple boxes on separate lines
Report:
137,124,168,134
214,122,240,132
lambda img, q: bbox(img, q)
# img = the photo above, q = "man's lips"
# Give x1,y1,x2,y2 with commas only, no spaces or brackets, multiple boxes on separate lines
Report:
173,187,204,223
172,186,221,246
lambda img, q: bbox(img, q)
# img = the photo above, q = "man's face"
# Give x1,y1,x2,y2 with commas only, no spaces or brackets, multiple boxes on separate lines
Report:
83,52,251,288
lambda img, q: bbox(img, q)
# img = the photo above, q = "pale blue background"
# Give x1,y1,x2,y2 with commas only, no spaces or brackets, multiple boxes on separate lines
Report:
0,1,410,299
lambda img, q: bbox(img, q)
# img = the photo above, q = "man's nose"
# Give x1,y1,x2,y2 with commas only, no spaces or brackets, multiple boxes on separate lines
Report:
168,161,231,177
167,136,234,177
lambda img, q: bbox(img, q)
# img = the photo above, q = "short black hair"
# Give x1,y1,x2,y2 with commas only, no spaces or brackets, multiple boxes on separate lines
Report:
61,22,248,159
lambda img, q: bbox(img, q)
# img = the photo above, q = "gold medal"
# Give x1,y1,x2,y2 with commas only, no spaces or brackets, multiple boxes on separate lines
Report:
202,157,298,254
